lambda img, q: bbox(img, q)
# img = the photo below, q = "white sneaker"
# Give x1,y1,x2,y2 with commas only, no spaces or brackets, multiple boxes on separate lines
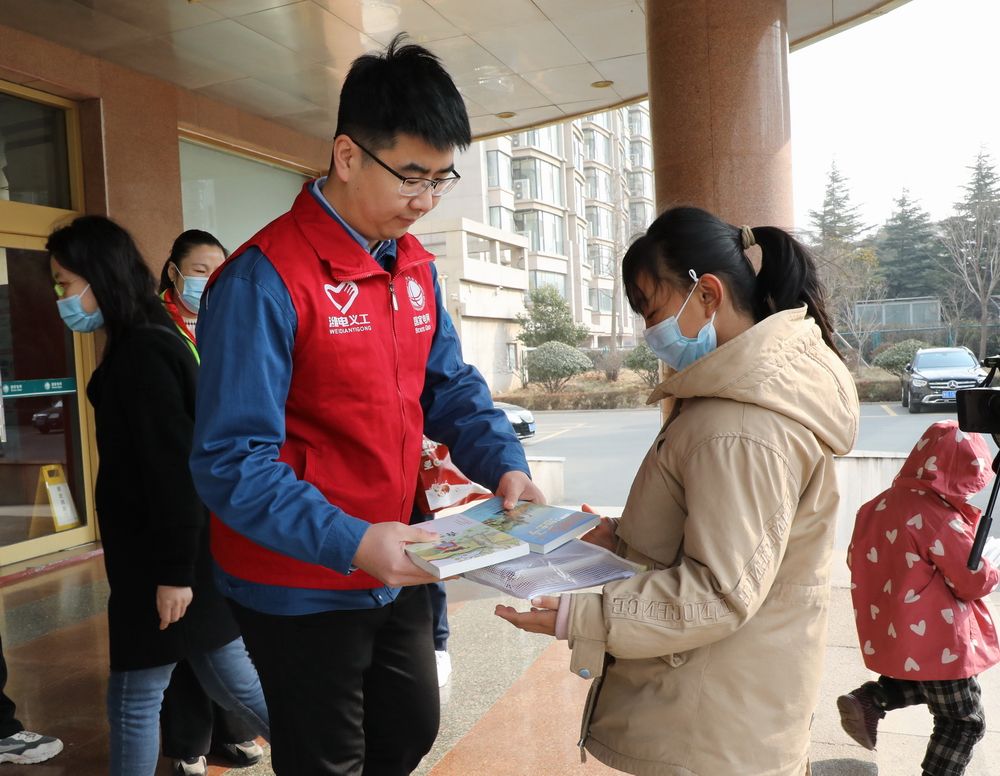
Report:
0,731,63,764
435,650,452,687
173,755,207,775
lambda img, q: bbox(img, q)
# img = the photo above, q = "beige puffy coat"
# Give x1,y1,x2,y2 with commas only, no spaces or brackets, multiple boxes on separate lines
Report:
567,307,859,776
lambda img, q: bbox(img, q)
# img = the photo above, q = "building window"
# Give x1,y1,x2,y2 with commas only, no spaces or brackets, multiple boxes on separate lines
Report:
0,92,71,209
628,108,650,138
180,140,308,253
514,210,565,255
531,270,567,298
585,167,612,200
574,180,585,215
586,205,614,240
586,112,611,130
628,171,653,199
512,125,562,156
511,157,564,206
489,205,515,232
629,139,652,169
583,129,611,165
487,149,512,189
588,243,615,276
507,342,519,370
629,201,654,233
588,287,613,312
572,135,584,169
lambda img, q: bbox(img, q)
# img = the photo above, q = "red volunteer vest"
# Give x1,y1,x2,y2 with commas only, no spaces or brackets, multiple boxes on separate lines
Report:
210,184,437,590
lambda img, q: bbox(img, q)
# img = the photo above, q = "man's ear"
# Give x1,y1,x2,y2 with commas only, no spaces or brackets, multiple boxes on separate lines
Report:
330,135,357,184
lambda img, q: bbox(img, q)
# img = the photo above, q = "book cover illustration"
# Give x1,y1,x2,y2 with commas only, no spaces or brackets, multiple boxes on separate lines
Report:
405,513,529,578
461,497,601,553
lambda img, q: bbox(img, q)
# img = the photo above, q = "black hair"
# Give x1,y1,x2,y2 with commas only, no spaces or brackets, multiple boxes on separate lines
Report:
158,229,228,293
622,206,841,357
334,32,471,153
46,215,173,352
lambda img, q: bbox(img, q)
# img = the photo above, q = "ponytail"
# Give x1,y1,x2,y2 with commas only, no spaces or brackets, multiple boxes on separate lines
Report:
750,226,841,358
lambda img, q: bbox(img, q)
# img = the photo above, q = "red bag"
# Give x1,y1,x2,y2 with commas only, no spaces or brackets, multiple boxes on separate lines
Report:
414,436,491,514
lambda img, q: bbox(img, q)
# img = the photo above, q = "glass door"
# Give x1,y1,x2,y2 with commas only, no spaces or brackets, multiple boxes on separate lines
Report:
0,246,93,559
0,80,95,565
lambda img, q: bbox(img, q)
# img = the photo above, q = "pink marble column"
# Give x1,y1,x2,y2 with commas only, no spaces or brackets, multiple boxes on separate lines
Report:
646,0,794,229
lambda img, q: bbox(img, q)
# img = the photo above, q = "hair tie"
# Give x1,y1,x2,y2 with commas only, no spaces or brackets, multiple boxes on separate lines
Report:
740,225,756,250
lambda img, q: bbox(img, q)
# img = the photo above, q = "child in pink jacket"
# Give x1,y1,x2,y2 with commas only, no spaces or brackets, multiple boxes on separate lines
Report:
840,419,1000,775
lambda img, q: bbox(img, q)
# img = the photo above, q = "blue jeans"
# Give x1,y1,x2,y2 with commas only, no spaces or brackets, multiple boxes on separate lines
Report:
107,637,269,776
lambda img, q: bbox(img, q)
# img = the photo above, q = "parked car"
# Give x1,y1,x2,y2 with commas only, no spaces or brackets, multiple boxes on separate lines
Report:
31,399,64,433
495,401,536,439
901,347,986,414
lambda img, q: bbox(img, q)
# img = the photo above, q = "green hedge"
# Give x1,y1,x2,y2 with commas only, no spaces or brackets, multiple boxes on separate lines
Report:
872,339,932,376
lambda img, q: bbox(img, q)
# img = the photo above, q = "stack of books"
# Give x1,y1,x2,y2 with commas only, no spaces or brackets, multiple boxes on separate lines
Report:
405,497,642,597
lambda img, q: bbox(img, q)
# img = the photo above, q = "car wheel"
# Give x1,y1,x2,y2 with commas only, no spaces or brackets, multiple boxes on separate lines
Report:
38,426,49,434
901,385,909,408
908,396,921,414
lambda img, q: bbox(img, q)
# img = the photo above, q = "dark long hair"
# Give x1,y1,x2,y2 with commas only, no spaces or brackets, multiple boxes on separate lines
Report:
622,206,841,357
46,215,173,352
335,33,471,153
158,229,228,293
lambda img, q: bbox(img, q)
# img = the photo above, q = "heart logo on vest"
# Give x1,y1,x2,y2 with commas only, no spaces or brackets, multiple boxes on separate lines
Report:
325,282,359,313
405,276,425,311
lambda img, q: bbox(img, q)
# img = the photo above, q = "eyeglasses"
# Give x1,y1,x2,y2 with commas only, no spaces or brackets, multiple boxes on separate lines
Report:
348,136,461,198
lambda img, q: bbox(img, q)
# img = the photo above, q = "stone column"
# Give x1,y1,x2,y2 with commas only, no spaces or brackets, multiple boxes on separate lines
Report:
646,0,794,229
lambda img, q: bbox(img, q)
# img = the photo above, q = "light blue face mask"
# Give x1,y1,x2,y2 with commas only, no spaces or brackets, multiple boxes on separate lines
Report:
173,263,208,314
57,285,104,333
643,269,717,372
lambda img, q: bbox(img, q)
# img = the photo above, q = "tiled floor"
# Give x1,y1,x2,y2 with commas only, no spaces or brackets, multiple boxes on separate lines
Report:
3,547,998,775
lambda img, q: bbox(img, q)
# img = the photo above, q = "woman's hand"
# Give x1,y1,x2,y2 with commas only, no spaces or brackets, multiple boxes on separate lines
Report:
156,585,193,630
494,595,560,636
579,504,618,552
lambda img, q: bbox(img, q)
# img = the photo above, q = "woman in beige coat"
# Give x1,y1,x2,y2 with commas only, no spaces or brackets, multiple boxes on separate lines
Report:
497,206,860,776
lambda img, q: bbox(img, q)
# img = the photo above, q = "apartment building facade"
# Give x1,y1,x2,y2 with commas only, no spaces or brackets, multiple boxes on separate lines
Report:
415,101,654,391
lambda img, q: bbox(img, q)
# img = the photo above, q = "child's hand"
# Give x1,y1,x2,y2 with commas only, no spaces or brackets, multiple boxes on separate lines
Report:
494,596,560,636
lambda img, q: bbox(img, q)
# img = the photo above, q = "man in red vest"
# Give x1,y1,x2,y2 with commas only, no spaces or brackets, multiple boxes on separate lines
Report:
191,33,543,775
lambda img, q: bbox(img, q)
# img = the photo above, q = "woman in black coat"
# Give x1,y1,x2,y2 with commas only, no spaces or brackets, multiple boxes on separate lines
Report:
46,216,269,776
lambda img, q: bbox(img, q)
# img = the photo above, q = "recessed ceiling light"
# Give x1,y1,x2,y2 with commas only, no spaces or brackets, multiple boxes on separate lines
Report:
591,80,614,89
496,111,517,119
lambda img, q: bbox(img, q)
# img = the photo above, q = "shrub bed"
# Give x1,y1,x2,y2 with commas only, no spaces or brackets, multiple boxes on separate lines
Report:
496,368,900,409
494,387,649,410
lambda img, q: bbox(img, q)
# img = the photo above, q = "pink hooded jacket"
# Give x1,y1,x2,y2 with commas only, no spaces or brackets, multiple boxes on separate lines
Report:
848,419,1000,680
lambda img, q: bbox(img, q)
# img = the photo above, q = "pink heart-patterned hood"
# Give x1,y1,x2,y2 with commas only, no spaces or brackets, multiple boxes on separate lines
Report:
894,420,993,502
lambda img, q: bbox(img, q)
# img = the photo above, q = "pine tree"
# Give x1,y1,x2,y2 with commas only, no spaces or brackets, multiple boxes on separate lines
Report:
808,161,868,256
875,190,944,298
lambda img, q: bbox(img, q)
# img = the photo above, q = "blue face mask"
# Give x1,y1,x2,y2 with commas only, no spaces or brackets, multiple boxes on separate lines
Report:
57,285,104,333
643,270,717,372
173,264,208,314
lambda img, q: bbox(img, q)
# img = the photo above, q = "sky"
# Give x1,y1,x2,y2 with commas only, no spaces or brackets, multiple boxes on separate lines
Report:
789,0,1000,234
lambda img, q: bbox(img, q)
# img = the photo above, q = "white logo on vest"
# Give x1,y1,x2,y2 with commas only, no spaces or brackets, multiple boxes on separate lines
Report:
323,281,371,335
405,276,425,311
325,281,358,313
